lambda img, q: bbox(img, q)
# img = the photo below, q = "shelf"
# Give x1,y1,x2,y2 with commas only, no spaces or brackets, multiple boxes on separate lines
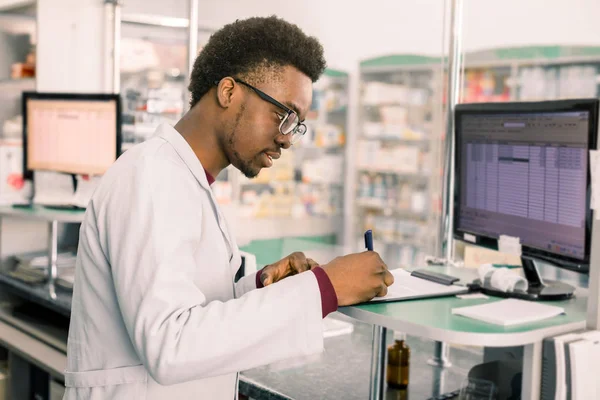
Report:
357,167,428,178
358,234,425,248
232,215,343,244
363,102,431,109
240,180,296,186
0,310,66,379
296,144,345,151
0,77,34,86
361,136,430,146
355,200,428,219
0,205,85,223
300,181,343,186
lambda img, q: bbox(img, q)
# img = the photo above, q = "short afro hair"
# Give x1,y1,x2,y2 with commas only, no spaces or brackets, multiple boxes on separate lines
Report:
188,16,327,107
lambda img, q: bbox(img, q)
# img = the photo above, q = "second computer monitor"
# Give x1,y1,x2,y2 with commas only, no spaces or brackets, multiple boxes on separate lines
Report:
454,99,599,273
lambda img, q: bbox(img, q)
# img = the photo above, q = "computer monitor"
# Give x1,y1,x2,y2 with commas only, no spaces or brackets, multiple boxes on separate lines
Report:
454,99,599,300
22,92,121,180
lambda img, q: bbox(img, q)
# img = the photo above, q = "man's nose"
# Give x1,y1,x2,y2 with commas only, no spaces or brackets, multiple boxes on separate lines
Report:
275,133,292,149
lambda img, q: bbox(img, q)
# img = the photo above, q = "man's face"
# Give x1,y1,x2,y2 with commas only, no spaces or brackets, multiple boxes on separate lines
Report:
222,66,313,178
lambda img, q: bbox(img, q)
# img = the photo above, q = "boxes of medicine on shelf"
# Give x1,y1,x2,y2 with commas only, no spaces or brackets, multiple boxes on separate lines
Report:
559,66,597,98
244,185,294,218
396,184,412,210
410,191,427,214
363,122,384,138
378,217,396,242
364,211,377,230
408,88,429,106
314,124,344,148
372,175,386,201
394,245,416,267
251,151,294,183
268,186,294,217
362,82,409,105
302,155,344,184
390,146,420,174
323,88,348,111
419,151,431,174
386,127,424,141
379,106,408,127
298,184,337,217
358,172,374,198
357,140,381,167
395,220,422,239
383,175,398,206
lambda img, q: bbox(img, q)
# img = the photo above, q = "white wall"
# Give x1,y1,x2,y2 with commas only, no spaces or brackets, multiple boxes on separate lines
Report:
462,0,600,51
37,0,108,92
195,0,447,70
122,0,600,71
121,0,447,70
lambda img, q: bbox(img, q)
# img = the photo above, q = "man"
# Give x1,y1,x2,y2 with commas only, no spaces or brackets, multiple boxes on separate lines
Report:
64,16,393,399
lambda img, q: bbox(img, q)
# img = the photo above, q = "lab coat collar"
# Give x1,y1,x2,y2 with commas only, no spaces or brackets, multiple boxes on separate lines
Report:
156,123,212,191
156,123,238,265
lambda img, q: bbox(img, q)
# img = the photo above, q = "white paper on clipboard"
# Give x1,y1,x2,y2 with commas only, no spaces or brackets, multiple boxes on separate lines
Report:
369,269,468,303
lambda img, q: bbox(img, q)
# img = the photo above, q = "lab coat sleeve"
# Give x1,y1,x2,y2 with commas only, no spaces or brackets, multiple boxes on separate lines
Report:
103,161,324,386
234,272,260,298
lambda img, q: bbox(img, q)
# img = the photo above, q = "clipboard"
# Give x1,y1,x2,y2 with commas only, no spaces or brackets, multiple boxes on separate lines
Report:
366,269,470,304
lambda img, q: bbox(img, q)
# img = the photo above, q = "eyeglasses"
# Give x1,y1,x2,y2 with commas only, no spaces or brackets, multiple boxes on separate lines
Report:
215,78,307,144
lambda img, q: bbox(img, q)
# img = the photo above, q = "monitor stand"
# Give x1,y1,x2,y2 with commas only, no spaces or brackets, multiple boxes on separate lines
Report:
478,256,576,301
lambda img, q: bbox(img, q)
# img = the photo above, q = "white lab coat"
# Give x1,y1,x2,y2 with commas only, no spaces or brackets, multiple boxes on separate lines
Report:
64,124,325,399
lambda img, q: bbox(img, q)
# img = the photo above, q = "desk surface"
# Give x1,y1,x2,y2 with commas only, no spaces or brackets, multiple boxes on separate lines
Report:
0,205,85,223
339,267,587,347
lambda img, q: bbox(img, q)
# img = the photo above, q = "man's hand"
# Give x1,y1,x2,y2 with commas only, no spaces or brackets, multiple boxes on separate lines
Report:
321,251,394,306
261,252,319,286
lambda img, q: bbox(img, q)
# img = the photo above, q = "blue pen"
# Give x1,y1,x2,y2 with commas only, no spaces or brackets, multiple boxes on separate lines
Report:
364,229,373,251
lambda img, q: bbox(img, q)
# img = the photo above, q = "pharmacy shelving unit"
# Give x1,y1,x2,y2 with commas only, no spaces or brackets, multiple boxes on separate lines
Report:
461,46,600,103
229,69,349,245
119,15,214,144
353,55,445,268
351,46,600,268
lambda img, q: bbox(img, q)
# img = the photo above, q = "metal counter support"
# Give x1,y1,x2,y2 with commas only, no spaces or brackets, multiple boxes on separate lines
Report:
438,0,464,261
428,341,452,367
103,0,122,93
429,0,464,380
369,325,387,400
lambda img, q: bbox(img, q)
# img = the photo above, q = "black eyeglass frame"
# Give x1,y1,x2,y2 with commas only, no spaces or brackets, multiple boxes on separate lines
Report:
214,78,307,142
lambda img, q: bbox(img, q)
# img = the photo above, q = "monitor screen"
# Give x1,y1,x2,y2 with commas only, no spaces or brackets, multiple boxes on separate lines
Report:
23,93,121,177
454,100,599,270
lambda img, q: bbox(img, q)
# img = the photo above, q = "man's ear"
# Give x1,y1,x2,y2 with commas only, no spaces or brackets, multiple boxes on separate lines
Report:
216,77,237,108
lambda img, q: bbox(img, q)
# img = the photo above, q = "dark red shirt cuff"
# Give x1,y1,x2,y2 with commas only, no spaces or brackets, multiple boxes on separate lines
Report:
255,266,338,318
311,266,338,318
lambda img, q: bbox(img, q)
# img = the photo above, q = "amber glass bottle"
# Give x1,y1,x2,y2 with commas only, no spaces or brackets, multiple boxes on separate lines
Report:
386,332,410,389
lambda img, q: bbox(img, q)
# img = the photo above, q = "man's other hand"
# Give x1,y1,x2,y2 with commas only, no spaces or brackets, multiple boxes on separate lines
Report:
261,252,318,286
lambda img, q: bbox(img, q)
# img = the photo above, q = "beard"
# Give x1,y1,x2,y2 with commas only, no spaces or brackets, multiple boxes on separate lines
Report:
227,104,261,179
